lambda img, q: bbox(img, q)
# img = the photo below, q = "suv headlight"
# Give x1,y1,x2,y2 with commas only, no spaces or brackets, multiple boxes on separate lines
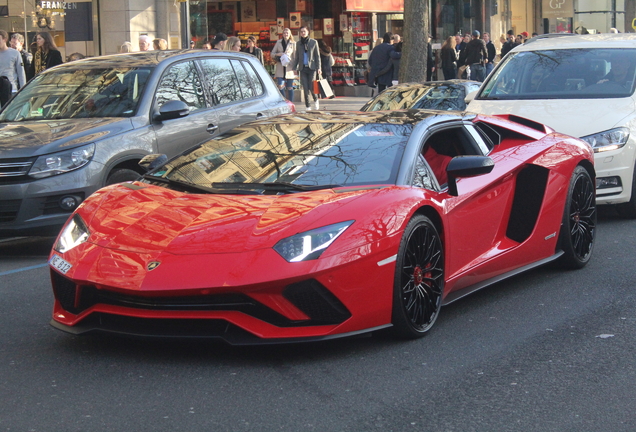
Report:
273,221,354,262
29,143,95,179
54,214,90,253
581,127,629,153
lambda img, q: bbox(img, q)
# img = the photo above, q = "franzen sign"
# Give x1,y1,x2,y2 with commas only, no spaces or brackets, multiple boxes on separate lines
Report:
542,0,573,18
38,2,78,10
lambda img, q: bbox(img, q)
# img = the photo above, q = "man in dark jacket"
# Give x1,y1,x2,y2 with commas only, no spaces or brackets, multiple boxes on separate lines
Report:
459,30,488,82
500,30,515,58
483,32,496,76
368,32,394,92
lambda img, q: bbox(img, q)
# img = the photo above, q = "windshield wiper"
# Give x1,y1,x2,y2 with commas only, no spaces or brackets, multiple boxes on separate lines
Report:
211,182,342,192
141,174,246,194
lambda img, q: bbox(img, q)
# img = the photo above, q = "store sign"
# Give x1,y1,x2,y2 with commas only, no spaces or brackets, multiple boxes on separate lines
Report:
345,0,404,13
38,2,78,10
542,0,573,18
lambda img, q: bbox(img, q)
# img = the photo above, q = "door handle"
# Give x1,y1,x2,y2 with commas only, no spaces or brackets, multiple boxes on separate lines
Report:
256,113,264,119
206,124,219,133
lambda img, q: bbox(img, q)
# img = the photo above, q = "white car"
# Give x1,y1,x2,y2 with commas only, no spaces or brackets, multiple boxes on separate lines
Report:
467,34,636,217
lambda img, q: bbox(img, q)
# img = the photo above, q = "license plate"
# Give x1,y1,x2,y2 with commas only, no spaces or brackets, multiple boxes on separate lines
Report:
49,254,72,274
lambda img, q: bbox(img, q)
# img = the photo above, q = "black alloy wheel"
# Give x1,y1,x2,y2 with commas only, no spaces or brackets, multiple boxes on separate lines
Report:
558,165,596,269
391,214,444,338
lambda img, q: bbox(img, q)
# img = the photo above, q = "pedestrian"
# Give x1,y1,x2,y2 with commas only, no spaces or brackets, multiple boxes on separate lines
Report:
368,32,394,92
441,35,458,80
427,34,435,81
454,34,462,53
318,39,334,94
10,33,32,82
0,30,26,104
391,34,401,45
28,32,63,78
225,36,241,52
483,32,496,76
242,36,263,64
389,41,402,85
521,31,529,43
138,35,152,51
153,38,168,50
458,30,488,82
500,30,515,57
211,33,228,50
294,26,321,111
67,52,85,62
202,39,212,50
119,41,133,53
271,27,296,101
189,40,196,49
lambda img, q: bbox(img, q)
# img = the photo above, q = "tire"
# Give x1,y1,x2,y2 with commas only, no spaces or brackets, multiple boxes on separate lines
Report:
105,168,141,186
557,166,596,269
616,167,636,218
391,214,444,339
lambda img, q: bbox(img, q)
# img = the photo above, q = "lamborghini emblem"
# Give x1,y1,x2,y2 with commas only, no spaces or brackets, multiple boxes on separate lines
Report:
147,261,161,271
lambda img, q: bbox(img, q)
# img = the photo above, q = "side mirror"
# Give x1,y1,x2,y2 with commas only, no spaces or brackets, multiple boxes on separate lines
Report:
464,90,478,105
139,154,168,171
446,155,494,196
153,100,190,122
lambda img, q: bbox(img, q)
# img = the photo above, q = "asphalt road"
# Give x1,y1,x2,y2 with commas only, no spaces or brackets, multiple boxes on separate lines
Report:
1,207,635,431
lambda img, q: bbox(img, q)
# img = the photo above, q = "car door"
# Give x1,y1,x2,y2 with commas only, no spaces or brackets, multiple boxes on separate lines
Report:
419,123,513,284
152,60,221,158
198,57,268,132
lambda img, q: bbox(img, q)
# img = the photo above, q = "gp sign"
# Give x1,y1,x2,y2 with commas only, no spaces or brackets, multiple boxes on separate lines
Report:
542,0,573,18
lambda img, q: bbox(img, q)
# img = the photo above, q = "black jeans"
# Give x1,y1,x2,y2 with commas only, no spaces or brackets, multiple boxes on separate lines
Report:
300,66,318,107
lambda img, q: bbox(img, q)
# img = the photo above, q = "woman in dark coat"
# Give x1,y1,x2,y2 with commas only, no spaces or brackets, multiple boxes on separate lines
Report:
28,32,63,78
318,40,333,94
441,36,458,80
242,36,263,64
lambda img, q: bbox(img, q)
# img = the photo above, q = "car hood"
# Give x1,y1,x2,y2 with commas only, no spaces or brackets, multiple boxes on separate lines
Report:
0,118,135,157
467,97,635,138
82,183,375,255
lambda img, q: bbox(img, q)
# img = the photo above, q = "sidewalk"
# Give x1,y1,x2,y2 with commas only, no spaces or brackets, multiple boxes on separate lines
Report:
292,96,373,112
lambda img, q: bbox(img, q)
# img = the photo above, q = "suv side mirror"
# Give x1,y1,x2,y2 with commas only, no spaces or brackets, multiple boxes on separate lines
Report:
446,155,494,196
139,154,168,171
153,100,190,122
464,90,478,105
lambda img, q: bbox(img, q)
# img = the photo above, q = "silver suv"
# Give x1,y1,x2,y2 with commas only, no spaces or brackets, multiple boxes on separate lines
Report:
0,50,295,236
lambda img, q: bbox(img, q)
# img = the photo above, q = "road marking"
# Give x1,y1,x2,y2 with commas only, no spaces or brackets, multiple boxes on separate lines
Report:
0,263,48,276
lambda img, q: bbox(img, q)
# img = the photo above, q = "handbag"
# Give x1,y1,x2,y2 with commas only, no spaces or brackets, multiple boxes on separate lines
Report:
318,79,334,99
329,54,335,67
313,80,320,94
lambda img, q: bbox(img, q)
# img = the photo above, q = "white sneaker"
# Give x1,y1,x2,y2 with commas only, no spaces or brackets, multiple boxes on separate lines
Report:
306,106,312,111
314,100,320,110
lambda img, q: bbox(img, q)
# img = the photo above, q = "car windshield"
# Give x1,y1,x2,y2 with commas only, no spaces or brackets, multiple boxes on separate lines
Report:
363,84,470,111
0,66,153,121
146,122,412,191
479,48,636,100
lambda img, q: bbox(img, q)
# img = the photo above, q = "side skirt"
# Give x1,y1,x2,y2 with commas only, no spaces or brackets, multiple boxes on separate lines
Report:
441,251,564,306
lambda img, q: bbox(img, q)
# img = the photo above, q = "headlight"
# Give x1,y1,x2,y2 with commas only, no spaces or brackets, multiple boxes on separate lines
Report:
273,221,354,262
54,214,90,253
29,143,95,179
581,127,629,153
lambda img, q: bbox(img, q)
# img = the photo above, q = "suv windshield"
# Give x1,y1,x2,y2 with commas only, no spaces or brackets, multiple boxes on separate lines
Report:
479,48,636,100
0,66,152,121
146,122,411,191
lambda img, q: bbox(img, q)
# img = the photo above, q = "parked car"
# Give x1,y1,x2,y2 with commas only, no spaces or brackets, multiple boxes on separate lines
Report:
360,80,482,112
467,34,636,217
49,110,595,344
0,50,294,237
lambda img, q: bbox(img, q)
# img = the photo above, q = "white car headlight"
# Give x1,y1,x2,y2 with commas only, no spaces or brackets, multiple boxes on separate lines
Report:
581,127,629,153
54,214,90,253
273,221,354,262
29,143,95,179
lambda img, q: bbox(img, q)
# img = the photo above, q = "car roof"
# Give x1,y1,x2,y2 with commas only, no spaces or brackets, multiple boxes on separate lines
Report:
513,33,636,52
50,49,260,69
246,110,474,127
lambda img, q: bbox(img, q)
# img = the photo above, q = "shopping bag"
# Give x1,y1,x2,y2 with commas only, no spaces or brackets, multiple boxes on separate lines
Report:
318,79,334,99
313,80,320,94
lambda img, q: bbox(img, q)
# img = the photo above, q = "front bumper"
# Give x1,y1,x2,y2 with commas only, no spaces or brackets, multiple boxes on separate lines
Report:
594,137,636,205
0,162,103,237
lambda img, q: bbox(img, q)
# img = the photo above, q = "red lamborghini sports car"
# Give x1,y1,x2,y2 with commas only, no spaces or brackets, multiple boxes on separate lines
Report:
49,110,596,344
